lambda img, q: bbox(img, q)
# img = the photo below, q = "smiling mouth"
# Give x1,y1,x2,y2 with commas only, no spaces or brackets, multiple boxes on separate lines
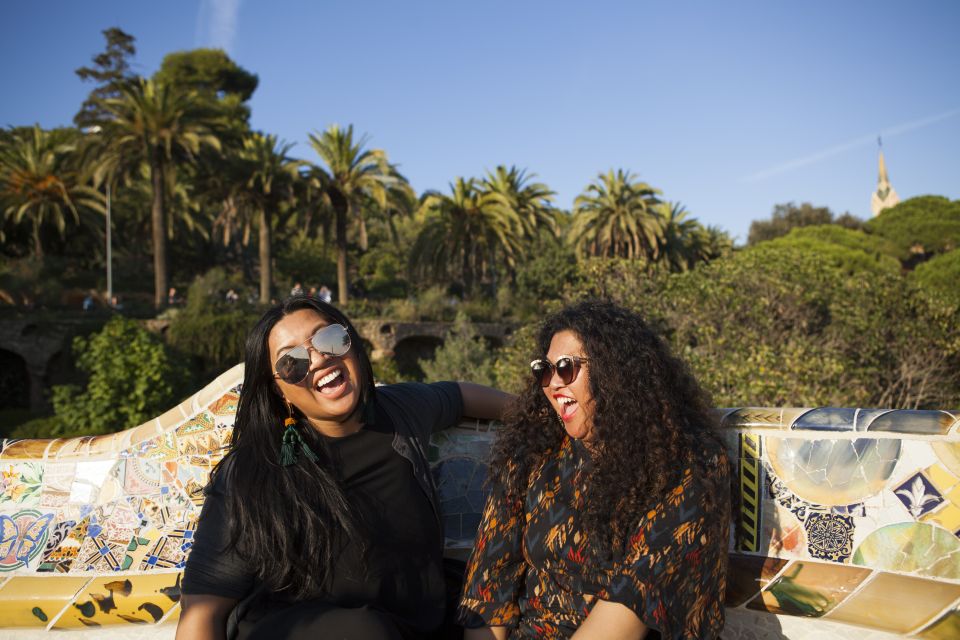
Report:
315,367,345,394
556,396,578,421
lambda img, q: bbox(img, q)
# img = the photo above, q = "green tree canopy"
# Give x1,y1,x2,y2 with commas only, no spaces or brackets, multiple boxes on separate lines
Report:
747,202,861,246
74,27,137,129
764,226,901,276
911,249,960,311
571,169,665,261
0,126,103,258
411,177,522,295
154,48,258,100
865,195,960,261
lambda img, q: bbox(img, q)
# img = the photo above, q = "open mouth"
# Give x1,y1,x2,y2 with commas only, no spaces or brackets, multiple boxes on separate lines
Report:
315,367,346,395
556,395,578,421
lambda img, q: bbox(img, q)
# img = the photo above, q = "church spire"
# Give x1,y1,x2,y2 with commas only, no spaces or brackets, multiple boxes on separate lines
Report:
871,136,900,217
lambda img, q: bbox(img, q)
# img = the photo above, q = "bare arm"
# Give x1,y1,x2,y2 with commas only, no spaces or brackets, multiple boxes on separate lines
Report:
175,594,238,640
464,627,509,640
571,599,648,640
458,382,514,421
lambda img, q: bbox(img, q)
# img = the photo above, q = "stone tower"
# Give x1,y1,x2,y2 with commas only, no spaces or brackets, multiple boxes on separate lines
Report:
870,138,900,217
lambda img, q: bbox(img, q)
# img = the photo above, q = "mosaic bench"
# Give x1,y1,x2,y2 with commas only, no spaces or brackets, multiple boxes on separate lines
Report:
0,363,958,639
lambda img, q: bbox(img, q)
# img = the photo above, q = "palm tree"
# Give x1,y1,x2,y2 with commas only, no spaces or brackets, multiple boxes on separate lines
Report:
481,165,556,239
95,78,222,308
411,177,523,294
659,202,703,272
0,125,103,258
571,169,665,261
229,132,302,303
308,124,403,305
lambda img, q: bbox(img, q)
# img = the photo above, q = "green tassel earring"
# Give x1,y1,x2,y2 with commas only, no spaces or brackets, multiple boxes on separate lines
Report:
279,406,319,466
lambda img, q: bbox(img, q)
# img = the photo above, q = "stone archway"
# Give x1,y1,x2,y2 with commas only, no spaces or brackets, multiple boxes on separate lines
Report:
393,336,444,380
0,349,30,410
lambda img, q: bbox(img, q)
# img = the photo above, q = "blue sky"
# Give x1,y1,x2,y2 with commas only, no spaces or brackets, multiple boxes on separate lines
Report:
2,1,958,241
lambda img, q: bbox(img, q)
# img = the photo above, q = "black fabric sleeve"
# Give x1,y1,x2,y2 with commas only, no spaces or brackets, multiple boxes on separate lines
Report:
377,381,464,441
182,476,257,600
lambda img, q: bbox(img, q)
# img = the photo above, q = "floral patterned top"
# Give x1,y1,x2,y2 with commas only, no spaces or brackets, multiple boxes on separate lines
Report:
457,437,729,639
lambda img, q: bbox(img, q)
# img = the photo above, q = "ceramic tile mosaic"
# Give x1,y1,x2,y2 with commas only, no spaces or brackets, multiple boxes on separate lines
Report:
0,363,956,637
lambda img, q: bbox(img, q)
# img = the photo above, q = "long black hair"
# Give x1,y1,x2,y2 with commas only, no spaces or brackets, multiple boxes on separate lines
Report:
211,295,376,598
490,300,732,552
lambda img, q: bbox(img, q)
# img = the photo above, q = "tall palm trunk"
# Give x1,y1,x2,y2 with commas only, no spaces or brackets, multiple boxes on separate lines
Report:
32,217,43,260
357,216,369,252
259,207,272,304
150,156,168,310
335,200,349,305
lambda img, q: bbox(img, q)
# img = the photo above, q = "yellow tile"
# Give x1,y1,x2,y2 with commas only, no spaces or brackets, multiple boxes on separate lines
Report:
0,439,52,461
925,463,960,494
947,482,960,505
84,433,125,459
746,561,871,617
921,502,960,533
0,576,90,628
918,608,960,639
50,437,92,460
52,572,182,628
827,572,960,634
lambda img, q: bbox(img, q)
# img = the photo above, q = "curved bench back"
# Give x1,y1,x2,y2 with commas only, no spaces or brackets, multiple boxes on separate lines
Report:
0,364,958,638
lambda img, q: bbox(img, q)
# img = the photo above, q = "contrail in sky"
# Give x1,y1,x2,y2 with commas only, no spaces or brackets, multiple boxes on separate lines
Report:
742,107,960,183
195,0,241,55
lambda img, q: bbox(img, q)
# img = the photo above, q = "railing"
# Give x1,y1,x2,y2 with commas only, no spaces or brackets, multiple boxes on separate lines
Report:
0,364,957,638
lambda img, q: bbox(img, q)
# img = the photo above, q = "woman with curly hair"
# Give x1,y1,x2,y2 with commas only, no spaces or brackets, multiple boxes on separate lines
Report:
458,300,731,640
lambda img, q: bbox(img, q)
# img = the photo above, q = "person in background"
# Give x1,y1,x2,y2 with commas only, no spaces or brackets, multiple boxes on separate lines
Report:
168,287,181,306
290,282,304,297
458,301,732,640
178,295,512,640
318,285,332,304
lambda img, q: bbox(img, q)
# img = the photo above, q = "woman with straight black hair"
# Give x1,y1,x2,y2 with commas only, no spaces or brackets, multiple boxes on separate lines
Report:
178,296,510,640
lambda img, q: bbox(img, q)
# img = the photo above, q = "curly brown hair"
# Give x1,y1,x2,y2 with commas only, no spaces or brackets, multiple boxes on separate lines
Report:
490,300,732,552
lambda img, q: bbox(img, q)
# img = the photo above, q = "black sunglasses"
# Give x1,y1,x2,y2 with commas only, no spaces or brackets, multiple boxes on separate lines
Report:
274,324,351,384
529,355,588,387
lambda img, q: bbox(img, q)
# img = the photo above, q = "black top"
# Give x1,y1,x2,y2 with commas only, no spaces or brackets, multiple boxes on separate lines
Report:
183,382,464,634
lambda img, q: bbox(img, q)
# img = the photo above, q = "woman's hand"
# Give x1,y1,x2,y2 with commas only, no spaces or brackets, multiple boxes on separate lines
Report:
464,627,509,640
175,594,238,640
572,599,648,640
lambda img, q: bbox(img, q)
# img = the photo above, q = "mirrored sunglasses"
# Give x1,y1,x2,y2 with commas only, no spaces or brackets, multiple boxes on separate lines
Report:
529,355,588,387
274,323,351,384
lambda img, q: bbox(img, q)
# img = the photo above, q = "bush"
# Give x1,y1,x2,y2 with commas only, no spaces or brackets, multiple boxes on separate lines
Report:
649,242,959,408
912,250,960,311
167,308,256,374
50,317,194,436
865,196,960,260
419,312,496,386
7,415,62,439
765,227,901,276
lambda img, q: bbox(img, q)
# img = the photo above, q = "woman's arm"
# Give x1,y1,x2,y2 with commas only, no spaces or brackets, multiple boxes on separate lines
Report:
175,594,238,640
572,599,648,640
458,382,514,421
464,627,509,640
